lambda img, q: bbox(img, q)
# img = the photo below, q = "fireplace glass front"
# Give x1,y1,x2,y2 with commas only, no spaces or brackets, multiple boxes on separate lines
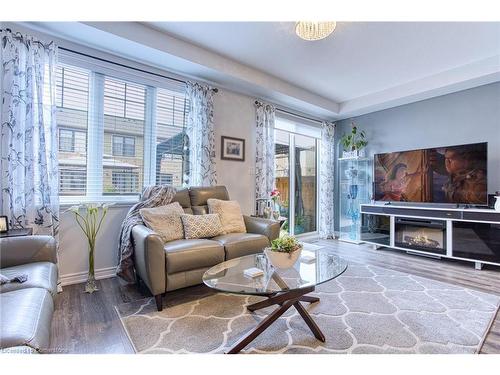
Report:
395,217,447,255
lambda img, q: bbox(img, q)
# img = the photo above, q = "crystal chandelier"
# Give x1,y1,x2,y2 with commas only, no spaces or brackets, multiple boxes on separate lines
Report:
295,22,336,41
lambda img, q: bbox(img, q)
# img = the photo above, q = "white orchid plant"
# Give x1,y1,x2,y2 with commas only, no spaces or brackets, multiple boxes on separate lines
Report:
66,203,114,293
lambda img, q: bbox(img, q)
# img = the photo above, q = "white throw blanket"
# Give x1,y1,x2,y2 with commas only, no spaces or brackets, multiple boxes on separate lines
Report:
116,185,177,283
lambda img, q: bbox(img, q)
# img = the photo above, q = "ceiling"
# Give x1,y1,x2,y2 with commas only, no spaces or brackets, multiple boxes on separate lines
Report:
12,21,500,119
147,22,500,103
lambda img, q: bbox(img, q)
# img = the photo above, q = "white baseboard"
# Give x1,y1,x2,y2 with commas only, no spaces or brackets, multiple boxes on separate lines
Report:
60,266,117,286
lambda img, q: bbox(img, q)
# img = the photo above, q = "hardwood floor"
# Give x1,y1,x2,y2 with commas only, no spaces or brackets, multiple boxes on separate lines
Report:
49,240,500,354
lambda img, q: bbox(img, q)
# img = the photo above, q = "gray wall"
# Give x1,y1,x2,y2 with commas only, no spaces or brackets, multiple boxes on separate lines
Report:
335,82,500,230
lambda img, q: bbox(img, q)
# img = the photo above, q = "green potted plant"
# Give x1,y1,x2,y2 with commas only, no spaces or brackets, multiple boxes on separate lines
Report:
264,235,303,269
340,122,367,158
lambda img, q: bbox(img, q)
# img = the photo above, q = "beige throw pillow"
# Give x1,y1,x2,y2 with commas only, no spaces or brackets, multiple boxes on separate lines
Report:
139,202,185,242
207,199,246,234
181,214,223,239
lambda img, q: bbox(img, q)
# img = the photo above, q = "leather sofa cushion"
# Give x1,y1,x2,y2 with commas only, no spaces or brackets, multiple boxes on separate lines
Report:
212,233,269,260
0,288,54,351
192,205,208,215
164,239,224,273
189,186,229,206
171,188,191,209
0,262,58,296
139,202,185,242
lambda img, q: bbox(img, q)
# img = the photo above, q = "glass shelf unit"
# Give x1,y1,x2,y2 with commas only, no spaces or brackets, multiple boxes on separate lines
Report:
338,157,372,243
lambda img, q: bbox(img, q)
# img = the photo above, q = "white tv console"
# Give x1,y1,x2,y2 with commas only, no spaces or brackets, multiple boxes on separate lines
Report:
360,203,500,269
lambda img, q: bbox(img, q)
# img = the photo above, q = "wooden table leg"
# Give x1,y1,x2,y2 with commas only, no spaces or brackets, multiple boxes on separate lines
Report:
300,295,320,303
247,289,308,312
227,298,297,354
294,301,325,342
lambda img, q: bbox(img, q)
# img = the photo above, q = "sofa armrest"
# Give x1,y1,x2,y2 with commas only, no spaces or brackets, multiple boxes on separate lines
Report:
131,225,166,296
243,216,280,242
0,236,57,268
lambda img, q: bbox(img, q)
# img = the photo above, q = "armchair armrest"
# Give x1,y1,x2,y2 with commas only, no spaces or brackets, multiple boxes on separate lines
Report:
243,216,280,242
131,225,166,296
0,235,56,268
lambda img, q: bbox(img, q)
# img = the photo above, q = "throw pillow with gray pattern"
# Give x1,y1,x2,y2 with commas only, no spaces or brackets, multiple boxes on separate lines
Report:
181,214,223,239
139,202,185,242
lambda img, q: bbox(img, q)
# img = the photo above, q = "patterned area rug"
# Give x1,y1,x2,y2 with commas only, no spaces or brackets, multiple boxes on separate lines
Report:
116,264,500,354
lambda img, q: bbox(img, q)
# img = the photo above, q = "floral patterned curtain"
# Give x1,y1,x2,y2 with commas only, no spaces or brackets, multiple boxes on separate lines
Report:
255,101,276,209
184,81,217,186
0,29,59,239
319,121,336,238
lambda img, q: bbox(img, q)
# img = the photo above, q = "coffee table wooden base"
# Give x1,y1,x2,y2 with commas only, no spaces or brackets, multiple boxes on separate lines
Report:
226,286,323,354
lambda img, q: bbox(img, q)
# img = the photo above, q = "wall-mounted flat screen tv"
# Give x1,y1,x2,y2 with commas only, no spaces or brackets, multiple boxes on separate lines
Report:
374,142,487,205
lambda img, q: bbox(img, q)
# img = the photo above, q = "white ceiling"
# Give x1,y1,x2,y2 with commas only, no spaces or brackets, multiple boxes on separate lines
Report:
11,21,500,119
147,22,500,103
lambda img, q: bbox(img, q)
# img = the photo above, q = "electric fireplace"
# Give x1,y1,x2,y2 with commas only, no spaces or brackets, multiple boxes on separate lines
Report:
395,217,447,255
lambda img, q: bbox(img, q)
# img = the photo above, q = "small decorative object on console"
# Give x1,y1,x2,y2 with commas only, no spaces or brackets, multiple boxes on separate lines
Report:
243,267,264,278
67,203,113,293
264,235,303,269
495,192,500,212
0,216,8,233
270,189,281,220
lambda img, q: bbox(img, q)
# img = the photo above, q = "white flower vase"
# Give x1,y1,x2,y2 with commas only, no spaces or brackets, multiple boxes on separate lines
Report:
264,248,302,269
495,196,500,212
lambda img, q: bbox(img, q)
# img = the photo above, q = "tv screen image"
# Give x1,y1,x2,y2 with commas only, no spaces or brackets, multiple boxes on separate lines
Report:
374,142,487,205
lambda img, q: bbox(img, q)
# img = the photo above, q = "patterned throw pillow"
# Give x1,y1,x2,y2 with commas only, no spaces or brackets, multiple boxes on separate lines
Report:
180,214,223,239
139,202,185,242
207,199,247,234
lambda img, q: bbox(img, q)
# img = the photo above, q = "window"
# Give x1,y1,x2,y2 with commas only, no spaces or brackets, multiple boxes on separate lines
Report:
112,135,135,157
59,128,87,153
157,173,173,185
59,168,87,196
108,170,139,194
56,53,188,203
274,116,320,235
155,88,188,188
56,65,90,197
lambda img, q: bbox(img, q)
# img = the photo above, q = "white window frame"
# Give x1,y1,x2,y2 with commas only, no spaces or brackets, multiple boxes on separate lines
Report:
58,49,187,205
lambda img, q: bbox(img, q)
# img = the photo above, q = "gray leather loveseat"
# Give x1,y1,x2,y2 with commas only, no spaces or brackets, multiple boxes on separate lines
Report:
0,236,58,353
132,186,280,311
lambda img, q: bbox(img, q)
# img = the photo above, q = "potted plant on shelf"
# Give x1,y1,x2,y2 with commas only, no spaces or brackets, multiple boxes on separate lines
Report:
67,203,112,293
341,122,368,159
264,235,303,269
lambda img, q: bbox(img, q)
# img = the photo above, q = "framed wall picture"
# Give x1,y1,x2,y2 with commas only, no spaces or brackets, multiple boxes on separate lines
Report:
0,216,8,233
221,136,245,162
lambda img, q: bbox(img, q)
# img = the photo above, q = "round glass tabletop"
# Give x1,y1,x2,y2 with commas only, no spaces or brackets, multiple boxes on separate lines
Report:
202,248,348,296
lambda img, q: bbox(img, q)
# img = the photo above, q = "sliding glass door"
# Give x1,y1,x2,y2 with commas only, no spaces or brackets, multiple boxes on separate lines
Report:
274,127,318,236
294,135,317,234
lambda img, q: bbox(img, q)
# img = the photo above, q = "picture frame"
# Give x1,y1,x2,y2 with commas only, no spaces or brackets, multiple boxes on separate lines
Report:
221,136,245,162
0,216,8,233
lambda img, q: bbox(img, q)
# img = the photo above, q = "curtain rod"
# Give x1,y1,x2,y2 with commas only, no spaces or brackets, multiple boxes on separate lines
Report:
255,100,323,124
58,46,218,93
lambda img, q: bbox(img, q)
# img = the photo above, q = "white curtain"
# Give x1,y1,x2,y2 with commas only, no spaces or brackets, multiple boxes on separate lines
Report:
319,121,336,239
0,29,59,238
255,101,276,206
184,81,217,187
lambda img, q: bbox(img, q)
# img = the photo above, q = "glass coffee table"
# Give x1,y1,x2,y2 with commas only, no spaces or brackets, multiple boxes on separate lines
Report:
202,248,348,354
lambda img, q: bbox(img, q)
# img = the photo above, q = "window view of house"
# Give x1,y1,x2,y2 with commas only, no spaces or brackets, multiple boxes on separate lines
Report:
55,64,188,199
56,65,90,196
